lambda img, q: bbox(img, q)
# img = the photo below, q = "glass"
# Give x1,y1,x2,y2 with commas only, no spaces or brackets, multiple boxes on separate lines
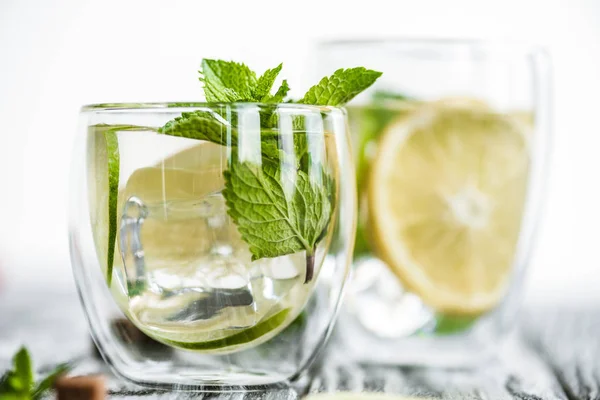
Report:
312,39,551,365
69,103,355,389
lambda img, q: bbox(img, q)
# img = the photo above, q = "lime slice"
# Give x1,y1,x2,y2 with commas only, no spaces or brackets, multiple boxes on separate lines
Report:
88,124,153,285
368,99,530,315
88,125,124,285
434,314,478,335
158,307,290,351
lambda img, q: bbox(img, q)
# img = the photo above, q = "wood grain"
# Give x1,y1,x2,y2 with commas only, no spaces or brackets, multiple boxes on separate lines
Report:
0,287,593,399
523,307,600,400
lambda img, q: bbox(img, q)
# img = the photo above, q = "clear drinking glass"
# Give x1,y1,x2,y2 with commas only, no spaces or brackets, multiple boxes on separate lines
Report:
69,103,355,389
313,39,551,365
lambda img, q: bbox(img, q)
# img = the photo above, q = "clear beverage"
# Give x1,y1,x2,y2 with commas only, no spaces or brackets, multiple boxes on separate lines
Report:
347,97,532,336
87,127,334,354
312,38,550,366
72,103,354,387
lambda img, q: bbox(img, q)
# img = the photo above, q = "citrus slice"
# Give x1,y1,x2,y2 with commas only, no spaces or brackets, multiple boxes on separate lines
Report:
368,100,530,315
88,125,132,285
89,128,228,285
159,307,290,351
117,142,243,271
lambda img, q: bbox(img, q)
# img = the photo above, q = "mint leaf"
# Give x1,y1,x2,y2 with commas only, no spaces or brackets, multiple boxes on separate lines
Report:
0,372,19,397
159,112,231,146
31,363,70,400
0,347,70,400
299,67,382,106
157,59,382,283
372,89,413,102
158,111,303,166
0,348,33,396
253,64,282,101
200,59,257,102
265,80,290,104
223,158,331,282
12,349,32,394
0,373,12,393
0,347,71,400
0,394,24,400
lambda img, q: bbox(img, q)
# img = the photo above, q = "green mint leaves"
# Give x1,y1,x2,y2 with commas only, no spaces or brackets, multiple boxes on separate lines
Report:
158,112,291,165
299,67,383,106
200,60,258,102
198,60,380,107
0,347,70,400
156,60,381,283
199,60,290,103
253,63,283,101
99,61,381,286
223,160,331,283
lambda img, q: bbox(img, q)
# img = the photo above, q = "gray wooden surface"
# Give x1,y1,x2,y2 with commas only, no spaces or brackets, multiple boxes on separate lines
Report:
0,286,595,399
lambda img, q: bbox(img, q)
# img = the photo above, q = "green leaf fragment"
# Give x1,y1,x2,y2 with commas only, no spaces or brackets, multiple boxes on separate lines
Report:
31,363,70,400
0,347,70,400
299,67,382,106
434,314,478,335
159,111,232,146
0,394,24,400
253,63,283,101
105,130,119,286
162,308,290,350
265,80,290,104
153,59,382,283
158,111,304,167
223,158,331,282
200,59,257,102
12,348,32,393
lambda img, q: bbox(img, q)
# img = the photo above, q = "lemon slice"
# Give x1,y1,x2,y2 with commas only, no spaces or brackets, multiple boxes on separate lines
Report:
368,100,530,315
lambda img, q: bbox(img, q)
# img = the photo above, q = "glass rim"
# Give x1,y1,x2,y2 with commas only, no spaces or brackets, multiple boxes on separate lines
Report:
317,37,547,56
80,102,345,113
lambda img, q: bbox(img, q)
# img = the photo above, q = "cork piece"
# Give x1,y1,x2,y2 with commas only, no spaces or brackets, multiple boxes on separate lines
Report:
55,375,106,400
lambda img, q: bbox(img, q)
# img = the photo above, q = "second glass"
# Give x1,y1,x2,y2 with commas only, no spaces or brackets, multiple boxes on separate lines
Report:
313,39,551,365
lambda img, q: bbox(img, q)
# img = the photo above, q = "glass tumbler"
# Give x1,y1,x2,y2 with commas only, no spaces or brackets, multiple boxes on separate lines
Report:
69,103,355,389
313,39,551,365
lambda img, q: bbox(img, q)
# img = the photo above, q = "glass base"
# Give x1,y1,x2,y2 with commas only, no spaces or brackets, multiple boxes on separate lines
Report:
334,257,508,367
349,258,434,337
94,335,298,390
108,367,290,391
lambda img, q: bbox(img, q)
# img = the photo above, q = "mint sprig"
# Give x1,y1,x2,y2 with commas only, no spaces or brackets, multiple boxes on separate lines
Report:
198,59,293,106
199,60,258,102
161,60,381,282
299,67,382,106
158,112,294,165
0,347,71,400
100,60,380,286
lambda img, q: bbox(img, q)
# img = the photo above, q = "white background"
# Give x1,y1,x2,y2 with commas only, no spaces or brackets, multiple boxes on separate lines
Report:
0,0,598,305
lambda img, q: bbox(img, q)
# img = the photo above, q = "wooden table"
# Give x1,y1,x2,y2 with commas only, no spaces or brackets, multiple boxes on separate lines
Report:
0,286,596,399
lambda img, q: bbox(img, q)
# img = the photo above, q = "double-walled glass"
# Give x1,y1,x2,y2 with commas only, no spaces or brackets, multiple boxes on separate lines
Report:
69,103,354,389
313,39,551,365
